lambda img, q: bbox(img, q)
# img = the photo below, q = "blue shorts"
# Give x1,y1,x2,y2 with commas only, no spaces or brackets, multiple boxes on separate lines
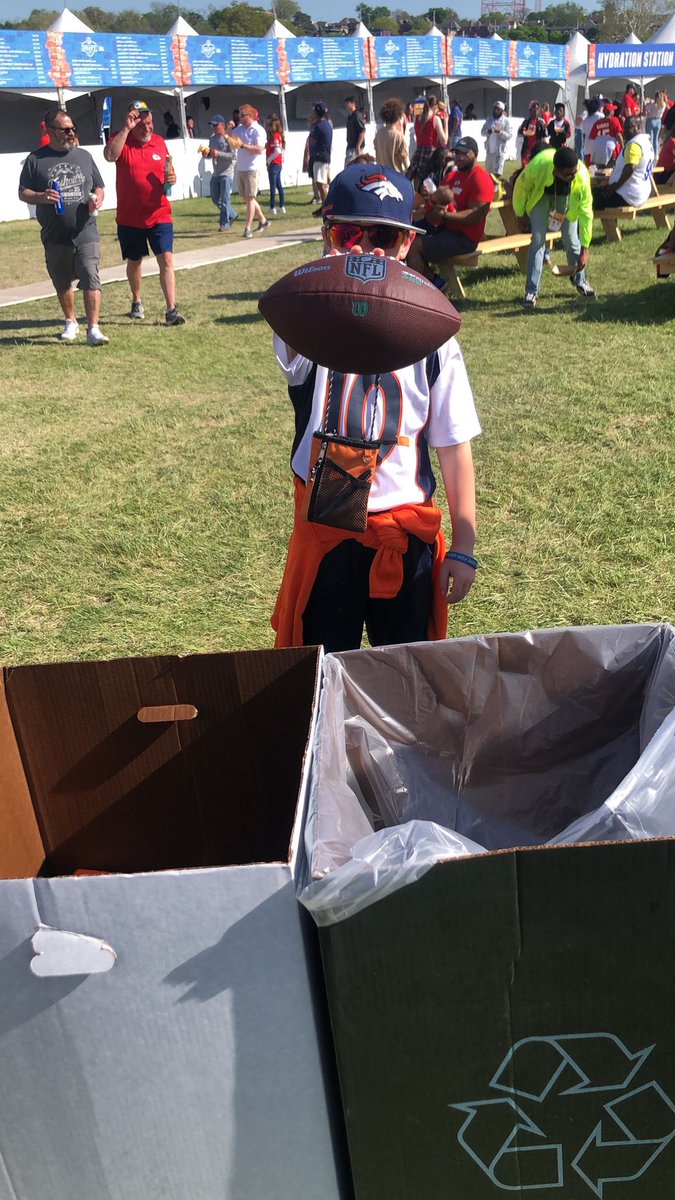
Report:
117,222,174,261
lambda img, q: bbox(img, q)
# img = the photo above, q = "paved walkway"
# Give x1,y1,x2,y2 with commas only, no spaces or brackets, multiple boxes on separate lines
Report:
0,225,322,309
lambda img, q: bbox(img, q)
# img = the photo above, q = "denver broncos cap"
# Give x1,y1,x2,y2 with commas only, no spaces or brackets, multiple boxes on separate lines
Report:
322,163,425,234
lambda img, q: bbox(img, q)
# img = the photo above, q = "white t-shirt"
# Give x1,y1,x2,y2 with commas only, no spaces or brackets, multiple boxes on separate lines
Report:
274,334,481,512
582,111,602,155
610,133,655,207
232,120,266,172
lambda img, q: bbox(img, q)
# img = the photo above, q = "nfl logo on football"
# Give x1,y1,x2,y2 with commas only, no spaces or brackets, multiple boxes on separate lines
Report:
345,256,388,283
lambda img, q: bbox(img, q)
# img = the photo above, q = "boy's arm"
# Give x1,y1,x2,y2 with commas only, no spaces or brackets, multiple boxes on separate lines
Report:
436,441,477,604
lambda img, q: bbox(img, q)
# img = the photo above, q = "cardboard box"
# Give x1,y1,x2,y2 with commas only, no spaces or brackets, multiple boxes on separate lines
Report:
0,648,349,1200
303,626,675,1200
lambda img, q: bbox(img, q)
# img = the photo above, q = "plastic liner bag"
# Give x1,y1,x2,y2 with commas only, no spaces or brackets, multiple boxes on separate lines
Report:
299,623,675,925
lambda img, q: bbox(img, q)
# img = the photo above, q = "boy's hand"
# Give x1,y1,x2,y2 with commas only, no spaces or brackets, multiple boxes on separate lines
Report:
439,557,476,604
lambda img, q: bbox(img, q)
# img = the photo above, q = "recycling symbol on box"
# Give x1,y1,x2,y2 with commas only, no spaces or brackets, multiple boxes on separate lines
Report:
453,1034,675,1197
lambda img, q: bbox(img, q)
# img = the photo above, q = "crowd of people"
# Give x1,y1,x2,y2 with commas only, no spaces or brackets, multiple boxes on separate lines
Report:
18,84,675,343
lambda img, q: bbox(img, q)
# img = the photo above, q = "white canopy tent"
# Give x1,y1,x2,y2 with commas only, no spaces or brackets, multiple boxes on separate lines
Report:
641,15,675,95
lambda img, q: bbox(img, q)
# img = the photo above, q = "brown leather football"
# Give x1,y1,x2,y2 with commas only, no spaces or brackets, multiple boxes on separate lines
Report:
258,253,462,374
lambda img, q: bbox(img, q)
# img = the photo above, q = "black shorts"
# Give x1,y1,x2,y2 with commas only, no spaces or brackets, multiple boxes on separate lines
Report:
117,222,174,260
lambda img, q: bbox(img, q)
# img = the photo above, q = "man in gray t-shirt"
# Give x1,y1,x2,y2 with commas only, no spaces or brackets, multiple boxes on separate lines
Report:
204,113,239,232
18,108,108,345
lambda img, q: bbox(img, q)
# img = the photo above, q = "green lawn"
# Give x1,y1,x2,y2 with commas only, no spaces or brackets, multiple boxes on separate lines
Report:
1,192,674,665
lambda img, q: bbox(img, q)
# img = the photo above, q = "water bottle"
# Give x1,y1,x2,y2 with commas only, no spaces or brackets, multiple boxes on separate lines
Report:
164,154,173,197
50,181,65,215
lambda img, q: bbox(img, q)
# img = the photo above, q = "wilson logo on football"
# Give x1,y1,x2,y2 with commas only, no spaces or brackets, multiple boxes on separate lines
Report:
345,256,388,283
356,173,404,203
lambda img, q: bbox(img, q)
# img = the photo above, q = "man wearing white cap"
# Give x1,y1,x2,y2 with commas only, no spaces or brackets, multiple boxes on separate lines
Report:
481,101,512,177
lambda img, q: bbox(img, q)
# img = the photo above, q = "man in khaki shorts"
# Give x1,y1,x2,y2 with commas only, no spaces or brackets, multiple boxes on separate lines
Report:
231,103,270,239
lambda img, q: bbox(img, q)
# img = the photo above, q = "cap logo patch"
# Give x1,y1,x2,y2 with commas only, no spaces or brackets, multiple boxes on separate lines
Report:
357,172,404,204
345,255,388,283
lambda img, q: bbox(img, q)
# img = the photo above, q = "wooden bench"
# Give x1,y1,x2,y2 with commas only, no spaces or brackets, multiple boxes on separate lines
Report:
655,250,675,278
433,231,561,300
598,192,675,243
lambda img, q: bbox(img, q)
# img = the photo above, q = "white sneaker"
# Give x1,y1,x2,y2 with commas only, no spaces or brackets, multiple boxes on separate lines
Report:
87,325,109,346
280,206,286,214
269,207,277,215
59,319,79,341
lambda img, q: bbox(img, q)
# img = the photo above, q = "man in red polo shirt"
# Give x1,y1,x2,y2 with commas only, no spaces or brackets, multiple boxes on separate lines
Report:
104,100,185,325
406,136,495,288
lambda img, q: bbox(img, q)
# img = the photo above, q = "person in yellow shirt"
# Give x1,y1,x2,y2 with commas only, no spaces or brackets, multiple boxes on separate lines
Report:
513,145,596,310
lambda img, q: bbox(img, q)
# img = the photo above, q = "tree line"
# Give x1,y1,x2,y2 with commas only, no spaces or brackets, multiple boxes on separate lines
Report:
3,0,672,43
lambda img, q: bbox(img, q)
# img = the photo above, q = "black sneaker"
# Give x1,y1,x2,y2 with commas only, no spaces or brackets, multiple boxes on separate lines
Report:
256,219,271,232
166,307,186,326
129,300,144,320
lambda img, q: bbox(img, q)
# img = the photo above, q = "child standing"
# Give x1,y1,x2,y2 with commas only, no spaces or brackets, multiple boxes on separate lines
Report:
266,114,286,214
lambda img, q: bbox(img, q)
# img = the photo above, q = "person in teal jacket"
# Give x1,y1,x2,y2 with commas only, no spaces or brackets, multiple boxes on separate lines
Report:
512,145,596,310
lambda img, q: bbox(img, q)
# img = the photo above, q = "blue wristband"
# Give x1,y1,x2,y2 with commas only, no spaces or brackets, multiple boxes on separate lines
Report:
446,550,479,570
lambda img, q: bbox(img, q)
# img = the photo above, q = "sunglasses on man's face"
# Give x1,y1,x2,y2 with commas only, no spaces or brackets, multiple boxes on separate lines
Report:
325,222,406,252
52,124,77,134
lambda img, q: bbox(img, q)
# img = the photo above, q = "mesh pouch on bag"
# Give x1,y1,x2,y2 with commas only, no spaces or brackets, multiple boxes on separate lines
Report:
300,369,386,533
301,432,380,532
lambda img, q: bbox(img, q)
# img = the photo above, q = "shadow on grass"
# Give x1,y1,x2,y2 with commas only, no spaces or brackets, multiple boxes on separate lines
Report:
572,283,675,325
0,318,60,330
214,313,264,326
209,292,261,301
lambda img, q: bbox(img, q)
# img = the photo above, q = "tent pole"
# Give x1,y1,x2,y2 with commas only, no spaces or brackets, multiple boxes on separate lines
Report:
278,85,288,132
176,86,189,138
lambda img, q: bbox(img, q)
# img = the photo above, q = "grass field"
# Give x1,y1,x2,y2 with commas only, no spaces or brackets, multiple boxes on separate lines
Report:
1,183,675,665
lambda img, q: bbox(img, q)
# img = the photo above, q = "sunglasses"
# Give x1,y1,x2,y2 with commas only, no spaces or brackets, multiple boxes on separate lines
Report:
326,223,406,252
51,123,77,133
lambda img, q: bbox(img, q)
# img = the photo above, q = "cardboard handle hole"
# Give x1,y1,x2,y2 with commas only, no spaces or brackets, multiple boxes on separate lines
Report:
137,705,198,723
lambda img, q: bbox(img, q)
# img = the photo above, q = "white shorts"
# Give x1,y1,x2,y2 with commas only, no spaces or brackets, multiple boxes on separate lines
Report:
313,162,330,185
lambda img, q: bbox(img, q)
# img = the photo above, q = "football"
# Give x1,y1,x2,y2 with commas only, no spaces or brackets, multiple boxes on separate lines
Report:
258,253,462,375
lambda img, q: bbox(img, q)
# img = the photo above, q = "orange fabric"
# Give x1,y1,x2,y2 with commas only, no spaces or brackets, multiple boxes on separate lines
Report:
272,478,448,648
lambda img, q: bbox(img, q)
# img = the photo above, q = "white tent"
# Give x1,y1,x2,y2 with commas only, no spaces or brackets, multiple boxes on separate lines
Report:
427,24,444,37
566,30,589,113
167,15,199,37
264,18,295,38
48,7,93,33
354,21,371,37
647,13,675,42
490,32,503,40
590,29,643,92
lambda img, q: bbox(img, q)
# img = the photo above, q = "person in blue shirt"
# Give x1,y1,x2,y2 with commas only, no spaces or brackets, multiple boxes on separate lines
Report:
309,102,333,216
449,98,463,147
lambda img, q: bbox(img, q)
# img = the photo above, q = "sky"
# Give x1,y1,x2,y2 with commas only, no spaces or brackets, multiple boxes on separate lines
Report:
4,0,484,28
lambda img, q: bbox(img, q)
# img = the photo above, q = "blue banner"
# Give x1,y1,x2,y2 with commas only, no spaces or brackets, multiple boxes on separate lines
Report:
280,36,367,83
179,35,232,86
589,41,675,78
477,37,509,77
114,34,174,86
515,40,566,80
60,32,119,87
448,36,480,77
0,29,569,90
369,34,443,80
0,30,51,88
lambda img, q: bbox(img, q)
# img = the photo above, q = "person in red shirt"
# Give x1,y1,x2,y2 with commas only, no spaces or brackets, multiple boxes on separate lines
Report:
406,136,495,288
586,110,624,166
518,101,549,166
655,133,675,183
620,85,641,122
104,100,185,325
